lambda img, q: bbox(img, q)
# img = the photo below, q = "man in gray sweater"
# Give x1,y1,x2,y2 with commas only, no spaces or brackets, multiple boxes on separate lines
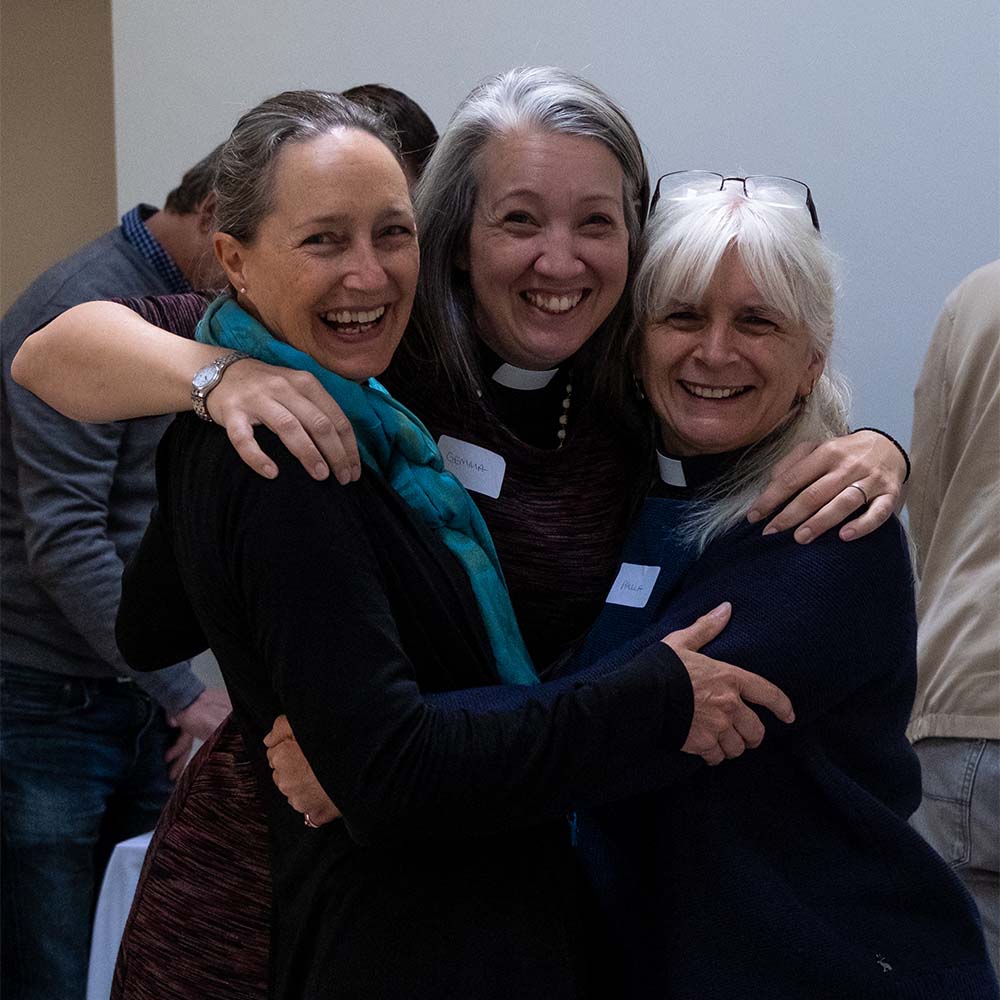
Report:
1,148,231,1000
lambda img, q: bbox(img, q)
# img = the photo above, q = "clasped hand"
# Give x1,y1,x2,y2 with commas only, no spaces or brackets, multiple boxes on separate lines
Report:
663,602,795,766
264,716,341,826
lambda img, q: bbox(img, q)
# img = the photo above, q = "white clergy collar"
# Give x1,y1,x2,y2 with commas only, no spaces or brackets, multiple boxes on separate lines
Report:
491,363,560,390
656,451,688,487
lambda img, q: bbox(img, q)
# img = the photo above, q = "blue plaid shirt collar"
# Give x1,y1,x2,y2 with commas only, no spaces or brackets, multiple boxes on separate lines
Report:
120,204,192,293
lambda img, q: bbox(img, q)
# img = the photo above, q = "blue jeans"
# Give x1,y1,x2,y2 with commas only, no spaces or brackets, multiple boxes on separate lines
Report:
911,737,1000,977
1,663,174,1000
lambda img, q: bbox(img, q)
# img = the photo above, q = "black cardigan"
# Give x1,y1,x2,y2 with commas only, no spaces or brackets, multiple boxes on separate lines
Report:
118,413,697,998
573,502,999,1000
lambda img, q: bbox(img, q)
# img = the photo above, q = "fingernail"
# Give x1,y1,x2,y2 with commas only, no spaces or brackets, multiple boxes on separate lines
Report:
262,463,278,479
841,527,856,541
314,463,330,481
351,463,362,481
795,527,813,544
762,524,778,537
711,601,732,617
747,508,761,524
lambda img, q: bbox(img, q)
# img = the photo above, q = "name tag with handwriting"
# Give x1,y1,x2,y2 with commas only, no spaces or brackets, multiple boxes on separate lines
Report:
438,435,506,499
605,562,661,608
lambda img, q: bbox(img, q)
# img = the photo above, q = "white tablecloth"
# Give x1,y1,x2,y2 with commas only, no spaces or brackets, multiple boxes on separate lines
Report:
86,831,152,1000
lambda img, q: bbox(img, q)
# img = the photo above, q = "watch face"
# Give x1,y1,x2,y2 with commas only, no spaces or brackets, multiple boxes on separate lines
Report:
192,366,218,392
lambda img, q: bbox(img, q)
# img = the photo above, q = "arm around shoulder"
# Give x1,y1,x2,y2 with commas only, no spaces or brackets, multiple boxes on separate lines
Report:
11,300,219,421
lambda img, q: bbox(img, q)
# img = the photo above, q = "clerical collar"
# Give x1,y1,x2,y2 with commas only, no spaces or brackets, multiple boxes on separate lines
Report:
655,447,754,496
474,341,572,448
657,452,687,487
491,362,560,390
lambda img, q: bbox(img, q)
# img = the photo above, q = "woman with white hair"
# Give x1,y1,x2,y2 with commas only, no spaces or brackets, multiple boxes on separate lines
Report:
261,171,998,997
564,174,999,998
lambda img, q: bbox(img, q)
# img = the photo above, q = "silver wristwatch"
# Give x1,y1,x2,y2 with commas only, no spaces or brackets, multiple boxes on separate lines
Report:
191,352,251,422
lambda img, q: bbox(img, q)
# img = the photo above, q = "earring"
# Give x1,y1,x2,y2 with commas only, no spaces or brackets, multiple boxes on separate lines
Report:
632,373,646,401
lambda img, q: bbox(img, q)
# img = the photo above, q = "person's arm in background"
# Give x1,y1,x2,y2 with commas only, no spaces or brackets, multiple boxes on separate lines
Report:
905,262,1000,747
906,287,956,575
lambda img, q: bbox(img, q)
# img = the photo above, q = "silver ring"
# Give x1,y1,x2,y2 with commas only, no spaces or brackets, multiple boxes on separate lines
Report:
304,813,319,829
846,483,869,505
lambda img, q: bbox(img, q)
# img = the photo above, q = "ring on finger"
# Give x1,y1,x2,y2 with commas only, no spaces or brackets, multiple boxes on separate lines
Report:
304,813,320,829
845,482,869,505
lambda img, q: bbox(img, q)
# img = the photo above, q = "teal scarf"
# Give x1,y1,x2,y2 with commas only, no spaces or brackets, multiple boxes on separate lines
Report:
197,296,536,685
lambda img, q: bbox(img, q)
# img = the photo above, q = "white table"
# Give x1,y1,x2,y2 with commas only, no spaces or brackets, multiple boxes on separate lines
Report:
86,831,152,1000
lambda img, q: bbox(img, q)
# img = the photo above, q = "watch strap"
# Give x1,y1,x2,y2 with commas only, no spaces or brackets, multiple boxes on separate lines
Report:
191,351,251,422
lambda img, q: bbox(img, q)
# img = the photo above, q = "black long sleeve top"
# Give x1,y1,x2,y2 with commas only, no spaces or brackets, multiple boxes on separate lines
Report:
118,412,696,998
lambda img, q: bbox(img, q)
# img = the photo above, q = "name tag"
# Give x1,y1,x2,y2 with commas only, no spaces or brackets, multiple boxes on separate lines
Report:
605,563,661,608
438,435,506,499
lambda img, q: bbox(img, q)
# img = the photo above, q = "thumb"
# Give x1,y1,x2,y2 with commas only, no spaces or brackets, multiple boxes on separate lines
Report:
662,602,732,652
263,713,295,748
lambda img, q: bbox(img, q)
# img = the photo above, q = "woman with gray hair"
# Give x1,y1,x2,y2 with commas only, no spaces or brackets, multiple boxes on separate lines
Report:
556,176,998,998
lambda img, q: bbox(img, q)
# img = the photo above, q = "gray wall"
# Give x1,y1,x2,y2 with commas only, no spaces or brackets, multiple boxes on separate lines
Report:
112,0,1000,444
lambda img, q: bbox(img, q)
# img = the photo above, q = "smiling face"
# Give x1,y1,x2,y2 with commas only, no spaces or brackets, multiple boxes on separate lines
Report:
464,130,630,371
215,128,419,380
641,246,823,456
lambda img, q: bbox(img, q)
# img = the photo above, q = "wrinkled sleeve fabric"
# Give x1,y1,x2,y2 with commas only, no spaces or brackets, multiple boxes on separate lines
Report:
117,493,208,670
112,291,214,340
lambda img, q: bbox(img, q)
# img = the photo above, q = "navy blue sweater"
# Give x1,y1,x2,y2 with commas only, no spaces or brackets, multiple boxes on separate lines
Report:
576,501,998,999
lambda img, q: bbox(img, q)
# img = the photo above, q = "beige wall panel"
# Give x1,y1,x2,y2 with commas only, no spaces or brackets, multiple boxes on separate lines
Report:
1,0,116,313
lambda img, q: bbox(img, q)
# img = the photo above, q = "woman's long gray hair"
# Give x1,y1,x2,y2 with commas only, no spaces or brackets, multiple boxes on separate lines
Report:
632,190,852,552
406,66,649,407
